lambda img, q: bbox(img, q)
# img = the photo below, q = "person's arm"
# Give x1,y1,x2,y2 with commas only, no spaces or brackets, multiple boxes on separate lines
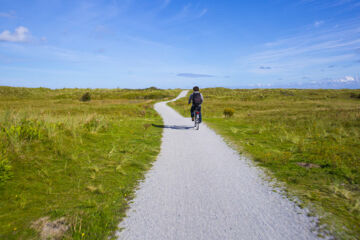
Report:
200,93,204,102
188,93,193,104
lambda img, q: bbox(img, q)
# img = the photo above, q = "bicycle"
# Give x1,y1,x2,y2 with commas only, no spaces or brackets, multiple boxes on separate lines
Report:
193,106,201,130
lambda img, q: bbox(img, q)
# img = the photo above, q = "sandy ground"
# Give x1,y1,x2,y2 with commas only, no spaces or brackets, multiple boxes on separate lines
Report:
116,90,321,240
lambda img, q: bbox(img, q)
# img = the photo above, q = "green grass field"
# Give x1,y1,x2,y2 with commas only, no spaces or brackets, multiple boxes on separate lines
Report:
170,88,360,239
0,87,180,239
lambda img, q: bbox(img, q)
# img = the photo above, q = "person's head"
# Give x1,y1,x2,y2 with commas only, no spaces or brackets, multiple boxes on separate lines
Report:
193,86,199,92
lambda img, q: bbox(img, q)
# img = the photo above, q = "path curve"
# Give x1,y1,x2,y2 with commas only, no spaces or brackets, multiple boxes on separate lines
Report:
117,90,321,240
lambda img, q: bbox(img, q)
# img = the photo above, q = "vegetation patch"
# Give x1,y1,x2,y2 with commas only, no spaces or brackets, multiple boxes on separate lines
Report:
31,217,69,240
170,88,360,239
223,108,235,118
0,86,180,239
80,92,91,102
0,151,12,186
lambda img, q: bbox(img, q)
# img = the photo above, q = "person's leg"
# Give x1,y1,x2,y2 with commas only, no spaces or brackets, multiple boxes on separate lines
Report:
190,105,195,119
199,106,202,123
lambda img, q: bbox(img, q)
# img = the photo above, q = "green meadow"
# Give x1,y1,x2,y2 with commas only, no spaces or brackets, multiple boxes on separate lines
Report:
0,87,180,239
170,88,360,239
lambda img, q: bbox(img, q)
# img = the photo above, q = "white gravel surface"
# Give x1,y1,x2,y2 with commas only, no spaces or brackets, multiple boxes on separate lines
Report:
116,90,321,240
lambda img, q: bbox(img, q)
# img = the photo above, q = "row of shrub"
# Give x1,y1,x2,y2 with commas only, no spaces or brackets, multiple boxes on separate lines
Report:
198,88,360,101
350,92,360,99
0,86,180,101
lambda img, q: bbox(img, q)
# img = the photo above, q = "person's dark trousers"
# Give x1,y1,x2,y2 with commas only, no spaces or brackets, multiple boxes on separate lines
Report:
190,105,202,122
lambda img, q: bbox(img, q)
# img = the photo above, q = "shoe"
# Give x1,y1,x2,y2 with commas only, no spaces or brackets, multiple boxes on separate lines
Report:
192,117,194,121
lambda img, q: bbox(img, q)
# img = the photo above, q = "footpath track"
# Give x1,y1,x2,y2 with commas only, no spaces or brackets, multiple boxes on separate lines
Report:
116,91,321,240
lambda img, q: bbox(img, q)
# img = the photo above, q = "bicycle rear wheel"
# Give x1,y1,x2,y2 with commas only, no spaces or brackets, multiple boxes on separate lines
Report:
195,113,200,130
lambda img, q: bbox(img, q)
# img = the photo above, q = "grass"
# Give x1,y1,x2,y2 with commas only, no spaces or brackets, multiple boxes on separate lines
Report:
170,88,360,239
0,86,180,239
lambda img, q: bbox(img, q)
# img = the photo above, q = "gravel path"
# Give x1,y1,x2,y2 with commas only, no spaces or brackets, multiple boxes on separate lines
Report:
116,90,321,240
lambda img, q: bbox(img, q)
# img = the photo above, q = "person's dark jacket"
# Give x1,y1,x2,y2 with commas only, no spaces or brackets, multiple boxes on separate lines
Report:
188,91,204,105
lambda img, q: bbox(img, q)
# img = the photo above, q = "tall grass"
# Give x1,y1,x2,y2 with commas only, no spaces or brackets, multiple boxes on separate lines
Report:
0,86,179,101
170,88,360,239
0,87,180,239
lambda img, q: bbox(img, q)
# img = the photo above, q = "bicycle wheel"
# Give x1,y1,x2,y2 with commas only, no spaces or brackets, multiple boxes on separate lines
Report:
195,112,200,130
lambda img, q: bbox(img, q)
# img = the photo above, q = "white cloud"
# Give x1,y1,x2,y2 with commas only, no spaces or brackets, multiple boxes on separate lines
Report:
334,75,355,82
166,4,208,23
314,20,324,27
309,75,360,88
0,26,30,42
249,83,273,88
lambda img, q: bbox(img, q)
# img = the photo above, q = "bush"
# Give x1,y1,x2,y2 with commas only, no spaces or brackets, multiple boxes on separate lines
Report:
80,92,91,102
223,108,235,118
350,93,360,99
3,120,43,142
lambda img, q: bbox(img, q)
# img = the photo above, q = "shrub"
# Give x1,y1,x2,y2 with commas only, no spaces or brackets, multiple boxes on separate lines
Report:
223,108,235,118
4,120,42,142
350,93,360,99
280,90,294,96
80,92,91,102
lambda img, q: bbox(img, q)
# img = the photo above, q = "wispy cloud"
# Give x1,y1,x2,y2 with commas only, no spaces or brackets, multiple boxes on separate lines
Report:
0,26,30,43
42,46,110,62
259,66,271,70
314,20,324,27
252,74,360,89
248,83,273,88
162,0,171,8
125,35,173,48
198,8,208,18
177,73,214,78
299,0,360,9
167,4,208,23
242,17,360,74
60,1,123,28
95,48,105,54
0,11,15,18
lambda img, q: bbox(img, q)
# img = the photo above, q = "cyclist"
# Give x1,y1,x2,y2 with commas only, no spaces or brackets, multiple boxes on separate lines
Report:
188,86,203,123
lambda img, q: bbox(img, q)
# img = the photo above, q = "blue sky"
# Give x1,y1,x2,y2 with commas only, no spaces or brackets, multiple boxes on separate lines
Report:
0,0,360,89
